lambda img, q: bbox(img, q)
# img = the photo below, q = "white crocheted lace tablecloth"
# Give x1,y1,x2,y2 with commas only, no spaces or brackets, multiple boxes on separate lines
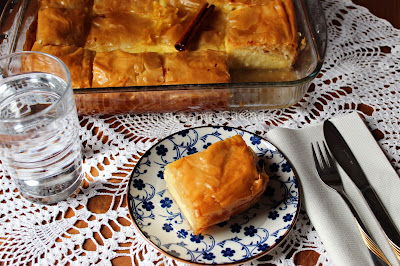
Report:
1,0,400,265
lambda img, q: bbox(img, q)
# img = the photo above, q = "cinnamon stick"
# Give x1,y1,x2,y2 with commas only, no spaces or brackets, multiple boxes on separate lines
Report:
175,3,215,51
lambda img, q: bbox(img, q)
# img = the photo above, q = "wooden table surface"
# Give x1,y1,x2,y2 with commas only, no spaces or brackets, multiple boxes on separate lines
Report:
353,0,400,29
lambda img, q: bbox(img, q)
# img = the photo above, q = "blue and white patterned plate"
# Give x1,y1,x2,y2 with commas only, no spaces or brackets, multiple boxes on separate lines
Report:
127,126,300,264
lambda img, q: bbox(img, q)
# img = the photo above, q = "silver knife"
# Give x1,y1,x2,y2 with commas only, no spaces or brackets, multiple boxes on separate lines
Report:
323,120,400,262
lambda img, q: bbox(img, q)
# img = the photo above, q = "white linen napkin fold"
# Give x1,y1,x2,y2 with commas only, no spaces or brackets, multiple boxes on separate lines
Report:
266,112,400,266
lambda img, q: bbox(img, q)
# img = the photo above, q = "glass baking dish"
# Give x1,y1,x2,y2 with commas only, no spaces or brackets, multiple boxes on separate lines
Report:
0,0,327,115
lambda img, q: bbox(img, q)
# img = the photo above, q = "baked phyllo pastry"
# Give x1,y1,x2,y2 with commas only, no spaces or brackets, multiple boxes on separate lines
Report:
86,7,189,53
164,135,269,234
224,0,298,69
161,0,208,13
163,50,230,84
92,49,164,87
162,0,225,12
152,6,194,52
92,0,158,15
30,42,93,88
85,12,158,53
187,5,227,51
36,7,89,47
40,0,91,9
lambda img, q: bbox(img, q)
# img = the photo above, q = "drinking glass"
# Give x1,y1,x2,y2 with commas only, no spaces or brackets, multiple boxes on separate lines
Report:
0,51,84,204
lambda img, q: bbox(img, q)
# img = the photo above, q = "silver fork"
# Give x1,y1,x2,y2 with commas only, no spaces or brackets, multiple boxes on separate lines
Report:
311,141,390,266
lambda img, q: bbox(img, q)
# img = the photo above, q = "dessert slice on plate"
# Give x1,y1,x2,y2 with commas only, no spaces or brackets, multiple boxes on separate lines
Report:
164,134,269,234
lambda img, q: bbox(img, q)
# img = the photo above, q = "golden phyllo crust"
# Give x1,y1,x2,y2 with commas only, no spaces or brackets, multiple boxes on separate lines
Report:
40,0,91,9
85,13,158,53
164,135,269,234
225,0,298,69
92,50,164,87
30,42,93,88
92,0,159,15
163,50,230,84
36,7,89,47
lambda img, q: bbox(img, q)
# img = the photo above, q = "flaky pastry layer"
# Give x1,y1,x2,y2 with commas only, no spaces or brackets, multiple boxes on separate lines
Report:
163,50,230,84
92,50,164,87
31,42,93,88
225,0,298,69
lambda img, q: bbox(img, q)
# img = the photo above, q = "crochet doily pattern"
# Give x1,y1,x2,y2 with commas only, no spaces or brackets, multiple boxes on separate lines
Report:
1,0,399,264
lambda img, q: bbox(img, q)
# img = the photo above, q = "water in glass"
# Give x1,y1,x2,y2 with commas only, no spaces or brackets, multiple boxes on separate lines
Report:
0,72,83,204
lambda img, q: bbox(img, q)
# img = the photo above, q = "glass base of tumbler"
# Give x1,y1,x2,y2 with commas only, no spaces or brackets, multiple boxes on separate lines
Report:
19,172,84,205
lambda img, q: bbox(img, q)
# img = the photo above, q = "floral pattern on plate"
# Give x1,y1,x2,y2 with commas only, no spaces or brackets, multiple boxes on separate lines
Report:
127,126,300,264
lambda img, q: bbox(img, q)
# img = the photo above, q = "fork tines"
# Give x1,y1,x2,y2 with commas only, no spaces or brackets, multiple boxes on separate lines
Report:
312,141,337,172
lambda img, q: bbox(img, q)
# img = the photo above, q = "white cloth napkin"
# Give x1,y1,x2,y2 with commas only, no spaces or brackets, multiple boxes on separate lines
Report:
266,112,400,266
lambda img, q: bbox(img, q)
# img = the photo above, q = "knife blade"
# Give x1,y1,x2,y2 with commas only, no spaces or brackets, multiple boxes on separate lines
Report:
323,120,400,261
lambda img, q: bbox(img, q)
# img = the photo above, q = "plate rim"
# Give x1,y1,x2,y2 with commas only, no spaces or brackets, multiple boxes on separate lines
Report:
125,125,302,265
